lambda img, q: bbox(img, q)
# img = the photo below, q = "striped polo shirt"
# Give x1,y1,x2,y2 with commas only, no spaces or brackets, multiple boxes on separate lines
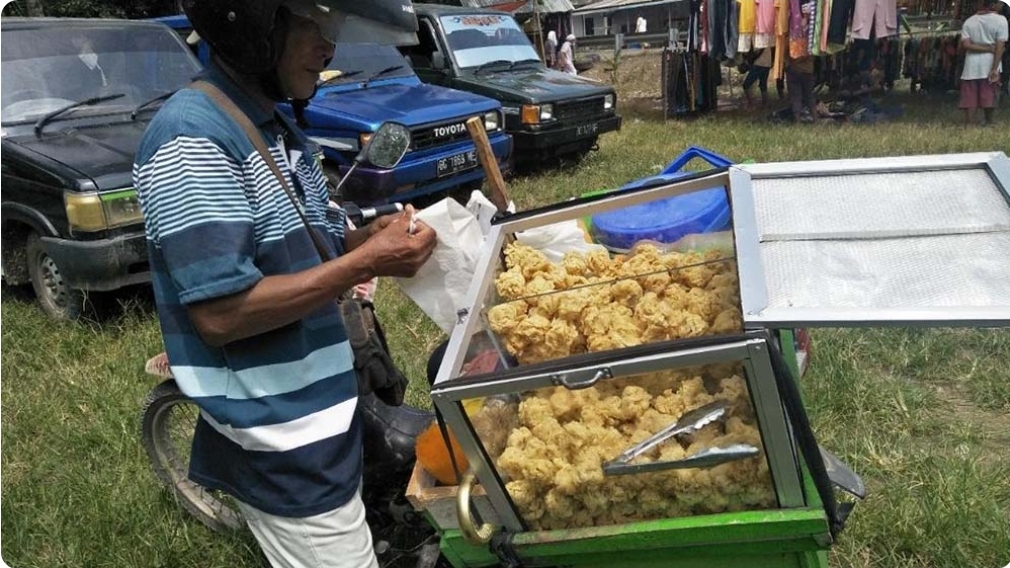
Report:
133,65,362,518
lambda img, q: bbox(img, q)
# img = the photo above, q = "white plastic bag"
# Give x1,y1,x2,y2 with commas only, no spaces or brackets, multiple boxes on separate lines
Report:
394,197,485,333
396,192,604,332
515,221,606,263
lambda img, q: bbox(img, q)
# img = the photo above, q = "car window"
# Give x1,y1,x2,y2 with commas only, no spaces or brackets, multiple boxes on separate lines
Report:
439,14,539,69
324,43,417,84
1,24,200,124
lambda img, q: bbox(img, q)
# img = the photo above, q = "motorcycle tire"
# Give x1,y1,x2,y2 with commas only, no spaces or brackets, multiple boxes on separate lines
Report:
140,379,245,533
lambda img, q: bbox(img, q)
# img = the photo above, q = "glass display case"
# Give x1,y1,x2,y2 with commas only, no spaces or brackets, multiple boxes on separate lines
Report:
420,152,1010,568
430,169,810,532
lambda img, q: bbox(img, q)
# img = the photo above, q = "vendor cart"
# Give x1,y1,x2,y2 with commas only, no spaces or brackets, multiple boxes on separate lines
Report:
407,151,1010,568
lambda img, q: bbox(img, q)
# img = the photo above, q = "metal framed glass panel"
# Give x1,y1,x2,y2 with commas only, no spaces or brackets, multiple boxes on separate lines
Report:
431,335,806,533
731,152,1010,328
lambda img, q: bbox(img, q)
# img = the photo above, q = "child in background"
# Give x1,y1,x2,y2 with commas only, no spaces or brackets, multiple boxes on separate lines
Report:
742,48,774,108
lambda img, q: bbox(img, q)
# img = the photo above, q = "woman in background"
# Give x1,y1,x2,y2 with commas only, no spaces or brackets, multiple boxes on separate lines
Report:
545,30,558,69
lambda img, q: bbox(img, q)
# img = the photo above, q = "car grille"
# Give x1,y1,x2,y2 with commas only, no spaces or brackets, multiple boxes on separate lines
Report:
411,120,474,151
554,97,606,124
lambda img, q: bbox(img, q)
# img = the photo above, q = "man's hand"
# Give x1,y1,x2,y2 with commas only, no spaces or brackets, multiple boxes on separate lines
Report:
356,206,437,278
990,69,1002,84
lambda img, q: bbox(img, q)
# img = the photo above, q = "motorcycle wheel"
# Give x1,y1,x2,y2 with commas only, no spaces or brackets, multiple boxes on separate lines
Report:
140,379,245,533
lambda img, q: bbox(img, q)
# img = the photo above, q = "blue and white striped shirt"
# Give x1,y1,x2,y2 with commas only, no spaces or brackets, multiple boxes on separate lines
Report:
133,66,361,517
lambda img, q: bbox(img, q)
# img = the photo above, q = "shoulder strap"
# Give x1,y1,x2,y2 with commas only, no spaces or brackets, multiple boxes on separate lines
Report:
190,80,333,262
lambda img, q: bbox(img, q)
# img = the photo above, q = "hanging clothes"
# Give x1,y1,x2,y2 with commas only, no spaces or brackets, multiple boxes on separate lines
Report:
664,48,721,116
708,0,739,60
826,0,856,48
755,0,777,48
738,0,758,52
850,0,898,40
771,0,790,80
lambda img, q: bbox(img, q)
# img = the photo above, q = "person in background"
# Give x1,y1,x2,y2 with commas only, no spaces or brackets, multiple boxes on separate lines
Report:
999,0,1010,94
742,48,773,108
132,1,436,567
558,33,578,74
786,54,817,122
959,0,1007,124
545,30,558,69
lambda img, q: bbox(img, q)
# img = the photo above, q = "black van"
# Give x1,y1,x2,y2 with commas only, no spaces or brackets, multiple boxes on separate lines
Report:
403,4,621,165
1,18,201,319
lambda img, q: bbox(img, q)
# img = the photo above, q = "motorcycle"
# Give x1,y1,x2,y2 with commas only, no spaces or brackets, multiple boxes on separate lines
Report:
139,122,453,568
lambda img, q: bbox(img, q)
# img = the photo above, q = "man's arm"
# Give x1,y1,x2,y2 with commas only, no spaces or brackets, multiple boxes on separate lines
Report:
962,37,996,52
992,39,1007,82
188,218,435,346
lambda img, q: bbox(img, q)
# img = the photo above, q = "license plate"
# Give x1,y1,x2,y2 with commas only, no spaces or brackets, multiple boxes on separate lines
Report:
576,122,599,138
437,150,479,177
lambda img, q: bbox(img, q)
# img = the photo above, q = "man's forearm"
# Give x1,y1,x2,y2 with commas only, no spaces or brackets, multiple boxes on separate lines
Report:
993,41,1006,74
187,251,376,346
961,39,993,52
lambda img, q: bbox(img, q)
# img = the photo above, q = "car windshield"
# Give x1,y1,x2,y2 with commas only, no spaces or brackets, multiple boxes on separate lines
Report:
440,14,540,70
322,43,416,85
1,23,200,124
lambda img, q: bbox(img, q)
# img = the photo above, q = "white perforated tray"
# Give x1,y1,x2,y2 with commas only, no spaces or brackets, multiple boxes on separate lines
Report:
731,153,1010,328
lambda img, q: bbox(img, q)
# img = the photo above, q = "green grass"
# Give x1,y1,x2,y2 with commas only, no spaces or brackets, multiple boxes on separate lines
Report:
3,86,1010,568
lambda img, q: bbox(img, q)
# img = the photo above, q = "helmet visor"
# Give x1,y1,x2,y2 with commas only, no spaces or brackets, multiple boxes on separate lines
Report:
285,1,346,44
284,0,420,46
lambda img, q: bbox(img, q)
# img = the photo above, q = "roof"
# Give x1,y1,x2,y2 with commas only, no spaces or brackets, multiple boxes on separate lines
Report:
419,0,574,14
573,0,684,15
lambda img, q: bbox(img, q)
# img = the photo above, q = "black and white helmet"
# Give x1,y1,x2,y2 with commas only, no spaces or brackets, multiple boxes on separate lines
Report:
181,0,418,74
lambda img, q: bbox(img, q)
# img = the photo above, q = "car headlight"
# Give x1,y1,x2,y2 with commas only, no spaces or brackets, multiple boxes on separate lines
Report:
65,189,144,232
521,103,553,124
483,111,500,132
604,94,615,110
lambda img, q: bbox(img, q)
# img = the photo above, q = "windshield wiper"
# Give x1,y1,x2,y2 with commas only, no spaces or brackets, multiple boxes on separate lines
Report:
362,65,404,87
509,58,542,71
34,93,126,136
475,59,512,75
130,91,176,121
319,69,364,87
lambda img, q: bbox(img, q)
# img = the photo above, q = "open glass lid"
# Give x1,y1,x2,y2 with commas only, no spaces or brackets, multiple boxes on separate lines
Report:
730,152,1010,328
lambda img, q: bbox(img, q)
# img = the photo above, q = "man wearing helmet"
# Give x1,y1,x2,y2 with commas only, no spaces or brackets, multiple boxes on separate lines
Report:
133,2,434,567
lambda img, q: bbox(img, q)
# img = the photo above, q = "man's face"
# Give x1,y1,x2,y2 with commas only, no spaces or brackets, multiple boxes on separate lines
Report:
277,14,336,100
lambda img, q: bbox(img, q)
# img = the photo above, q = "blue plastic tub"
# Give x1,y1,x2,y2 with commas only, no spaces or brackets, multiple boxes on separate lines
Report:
589,173,731,252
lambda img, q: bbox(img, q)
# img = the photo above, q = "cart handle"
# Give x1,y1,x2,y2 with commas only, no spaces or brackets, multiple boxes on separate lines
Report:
457,468,495,545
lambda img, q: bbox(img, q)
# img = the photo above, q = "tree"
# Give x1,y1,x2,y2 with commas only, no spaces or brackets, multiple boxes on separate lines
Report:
2,0,180,18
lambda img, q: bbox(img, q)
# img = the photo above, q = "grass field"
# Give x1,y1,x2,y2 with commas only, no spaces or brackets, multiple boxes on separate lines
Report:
2,55,1009,568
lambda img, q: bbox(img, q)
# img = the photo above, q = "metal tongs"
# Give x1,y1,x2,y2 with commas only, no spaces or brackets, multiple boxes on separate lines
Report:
603,400,760,476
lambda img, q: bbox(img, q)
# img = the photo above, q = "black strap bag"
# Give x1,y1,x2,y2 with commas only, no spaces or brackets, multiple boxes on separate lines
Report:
339,298,409,406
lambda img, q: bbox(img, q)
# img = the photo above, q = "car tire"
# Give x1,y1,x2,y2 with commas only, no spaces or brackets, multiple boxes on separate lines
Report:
26,232,85,320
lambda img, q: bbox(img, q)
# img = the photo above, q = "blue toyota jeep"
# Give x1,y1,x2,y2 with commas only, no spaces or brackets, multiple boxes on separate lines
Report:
156,15,511,206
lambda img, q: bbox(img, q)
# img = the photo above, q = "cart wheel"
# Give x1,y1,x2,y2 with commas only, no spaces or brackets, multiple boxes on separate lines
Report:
140,379,244,533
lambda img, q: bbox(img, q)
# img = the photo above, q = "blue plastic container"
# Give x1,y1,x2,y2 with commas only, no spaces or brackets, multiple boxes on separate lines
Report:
590,180,729,251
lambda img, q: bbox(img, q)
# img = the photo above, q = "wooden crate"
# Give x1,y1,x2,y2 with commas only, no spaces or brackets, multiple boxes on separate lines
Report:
405,462,502,531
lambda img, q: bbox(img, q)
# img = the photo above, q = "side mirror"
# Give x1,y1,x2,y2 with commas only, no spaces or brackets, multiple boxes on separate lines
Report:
432,51,447,70
333,121,411,198
358,121,411,169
